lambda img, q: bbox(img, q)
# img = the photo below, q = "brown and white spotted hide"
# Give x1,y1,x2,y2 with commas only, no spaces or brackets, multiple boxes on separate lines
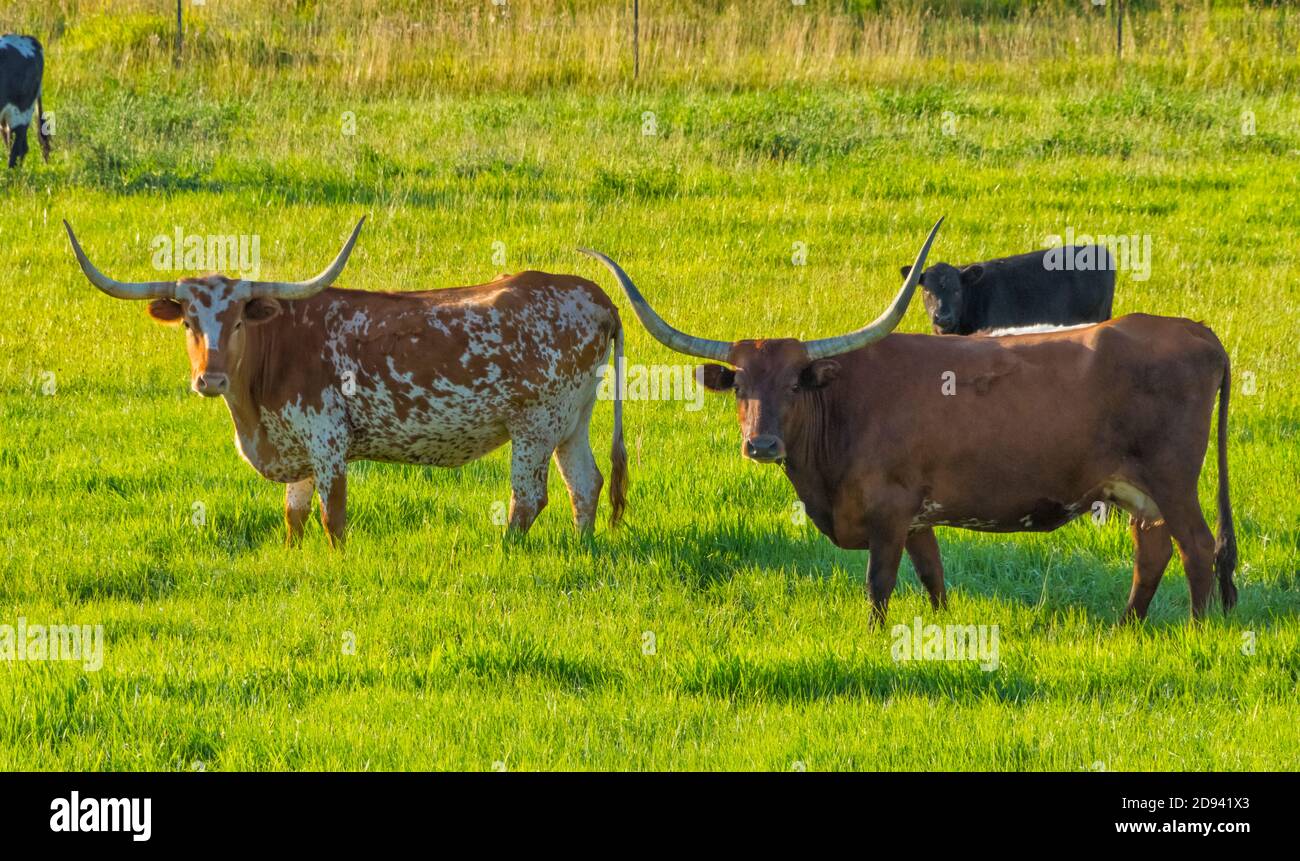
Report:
145,272,626,546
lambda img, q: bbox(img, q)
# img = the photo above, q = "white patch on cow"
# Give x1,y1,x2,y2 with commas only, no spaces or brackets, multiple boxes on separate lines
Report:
210,278,616,536
285,478,315,513
1019,514,1035,527
1101,477,1165,525
957,518,1001,530
176,277,248,355
0,103,33,129
0,35,38,59
980,323,1094,337
908,497,944,532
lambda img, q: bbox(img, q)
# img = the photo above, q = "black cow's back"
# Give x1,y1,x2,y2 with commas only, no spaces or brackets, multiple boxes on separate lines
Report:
962,245,1116,333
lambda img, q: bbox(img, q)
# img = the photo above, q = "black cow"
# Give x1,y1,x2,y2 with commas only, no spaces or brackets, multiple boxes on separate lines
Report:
0,34,49,169
902,246,1115,335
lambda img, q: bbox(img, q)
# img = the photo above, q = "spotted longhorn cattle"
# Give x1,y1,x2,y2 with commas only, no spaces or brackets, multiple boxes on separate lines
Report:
582,220,1236,622
67,219,627,546
0,34,50,168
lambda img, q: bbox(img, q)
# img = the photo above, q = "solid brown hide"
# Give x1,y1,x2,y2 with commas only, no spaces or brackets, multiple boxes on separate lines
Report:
698,315,1235,623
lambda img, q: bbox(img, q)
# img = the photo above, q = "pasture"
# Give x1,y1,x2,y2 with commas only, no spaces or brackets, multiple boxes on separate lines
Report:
1,0,1298,770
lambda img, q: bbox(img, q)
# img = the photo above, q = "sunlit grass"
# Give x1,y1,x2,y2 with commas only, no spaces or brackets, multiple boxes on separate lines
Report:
0,4,1297,770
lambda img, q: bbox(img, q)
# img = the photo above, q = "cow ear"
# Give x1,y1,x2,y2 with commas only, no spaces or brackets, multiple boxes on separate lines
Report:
147,299,184,325
244,297,282,324
800,359,840,389
960,264,984,285
698,364,736,392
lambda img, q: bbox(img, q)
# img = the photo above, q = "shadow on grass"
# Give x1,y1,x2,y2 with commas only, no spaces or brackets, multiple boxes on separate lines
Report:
675,651,1035,704
592,516,1298,629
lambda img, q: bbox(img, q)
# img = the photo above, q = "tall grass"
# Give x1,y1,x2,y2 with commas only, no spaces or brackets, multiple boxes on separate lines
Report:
4,1,1299,94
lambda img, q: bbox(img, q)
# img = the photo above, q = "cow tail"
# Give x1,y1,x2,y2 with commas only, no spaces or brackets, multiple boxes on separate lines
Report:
1214,356,1237,612
607,319,628,528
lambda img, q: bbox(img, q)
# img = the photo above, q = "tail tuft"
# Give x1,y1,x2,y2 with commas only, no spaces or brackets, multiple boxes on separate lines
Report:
1215,534,1238,611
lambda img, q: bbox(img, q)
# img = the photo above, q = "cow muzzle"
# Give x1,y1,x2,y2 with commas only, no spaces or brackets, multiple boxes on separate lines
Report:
743,435,786,464
194,372,229,397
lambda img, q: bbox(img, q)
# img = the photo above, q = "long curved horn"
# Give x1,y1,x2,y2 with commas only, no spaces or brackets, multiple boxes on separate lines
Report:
804,216,944,360
247,217,366,300
64,221,177,300
578,248,731,363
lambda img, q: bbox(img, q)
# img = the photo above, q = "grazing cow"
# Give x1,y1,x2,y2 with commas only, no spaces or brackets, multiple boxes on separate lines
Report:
582,220,1235,622
903,246,1115,335
66,218,627,546
0,34,50,168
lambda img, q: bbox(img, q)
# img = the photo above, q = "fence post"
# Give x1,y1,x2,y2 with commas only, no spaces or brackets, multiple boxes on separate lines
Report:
1116,0,1124,61
634,0,640,80
175,0,183,64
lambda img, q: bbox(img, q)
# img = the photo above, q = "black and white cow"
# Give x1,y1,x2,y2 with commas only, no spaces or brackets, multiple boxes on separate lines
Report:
902,246,1116,335
0,34,49,169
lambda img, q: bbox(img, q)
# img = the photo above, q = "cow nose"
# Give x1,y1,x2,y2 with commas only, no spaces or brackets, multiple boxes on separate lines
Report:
744,435,786,463
195,373,229,396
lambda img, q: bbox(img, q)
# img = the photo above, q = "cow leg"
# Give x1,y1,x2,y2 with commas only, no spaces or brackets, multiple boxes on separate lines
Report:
1122,517,1173,622
866,533,906,626
284,477,316,547
1162,504,1217,620
905,528,947,610
315,463,348,549
7,125,27,168
553,410,603,533
507,435,552,534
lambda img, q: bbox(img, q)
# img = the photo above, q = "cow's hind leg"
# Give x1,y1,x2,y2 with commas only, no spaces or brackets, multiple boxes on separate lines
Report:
1162,501,1217,620
284,477,316,547
905,528,947,610
553,401,603,533
1122,518,1173,622
506,409,563,534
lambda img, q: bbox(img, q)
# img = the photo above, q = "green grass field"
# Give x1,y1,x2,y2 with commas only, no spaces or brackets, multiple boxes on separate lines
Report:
1,2,1298,770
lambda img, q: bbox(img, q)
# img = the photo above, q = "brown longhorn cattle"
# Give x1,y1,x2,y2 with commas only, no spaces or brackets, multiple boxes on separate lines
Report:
66,218,627,546
582,219,1236,622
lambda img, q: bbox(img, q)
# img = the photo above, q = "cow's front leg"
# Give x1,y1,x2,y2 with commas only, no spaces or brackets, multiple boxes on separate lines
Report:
7,125,27,168
284,477,316,547
865,532,906,626
315,462,348,549
837,485,912,625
